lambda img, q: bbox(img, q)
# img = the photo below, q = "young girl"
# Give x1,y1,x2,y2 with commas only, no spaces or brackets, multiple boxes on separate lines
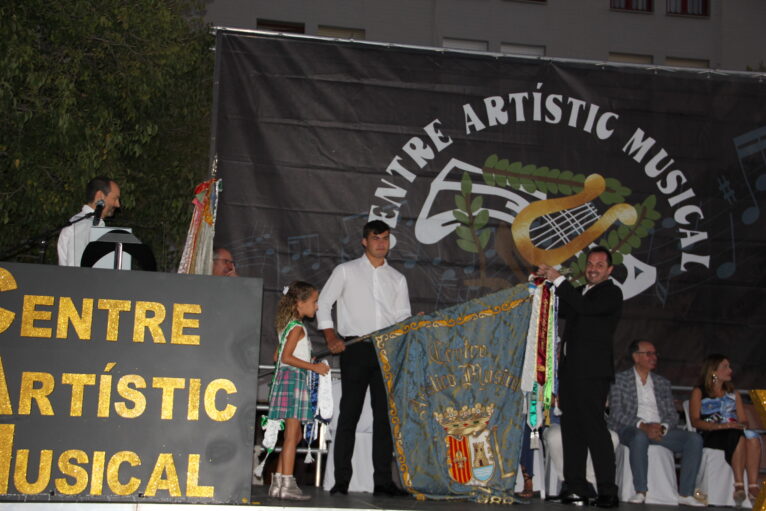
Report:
267,281,329,500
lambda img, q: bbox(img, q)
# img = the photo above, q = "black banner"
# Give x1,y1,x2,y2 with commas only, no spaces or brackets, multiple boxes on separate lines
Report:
0,263,262,503
213,30,766,388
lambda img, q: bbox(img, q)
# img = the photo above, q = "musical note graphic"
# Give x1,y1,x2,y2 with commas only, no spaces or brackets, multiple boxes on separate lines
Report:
430,243,445,268
716,214,736,279
654,272,670,306
340,213,367,244
654,264,681,307
661,217,675,229
228,231,279,277
336,212,369,262
403,245,420,270
717,175,736,205
733,126,766,225
463,253,477,275
645,227,656,257
281,233,320,273
434,268,457,308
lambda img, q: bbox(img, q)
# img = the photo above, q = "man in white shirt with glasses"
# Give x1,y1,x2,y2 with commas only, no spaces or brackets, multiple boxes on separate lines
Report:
607,339,704,506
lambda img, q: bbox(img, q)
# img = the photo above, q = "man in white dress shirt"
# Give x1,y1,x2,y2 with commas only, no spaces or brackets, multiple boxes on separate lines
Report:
57,176,121,266
317,220,411,496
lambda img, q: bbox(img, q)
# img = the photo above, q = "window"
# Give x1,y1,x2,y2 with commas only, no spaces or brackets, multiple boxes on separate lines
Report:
665,56,709,68
610,0,653,12
666,0,708,16
256,19,305,33
317,26,366,40
501,43,546,57
609,52,653,64
442,38,489,52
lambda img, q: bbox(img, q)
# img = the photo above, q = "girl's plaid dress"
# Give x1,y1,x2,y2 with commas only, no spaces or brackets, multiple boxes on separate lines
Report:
267,320,312,422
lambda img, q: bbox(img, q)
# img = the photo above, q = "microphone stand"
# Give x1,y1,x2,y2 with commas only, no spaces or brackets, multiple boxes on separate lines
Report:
0,212,96,263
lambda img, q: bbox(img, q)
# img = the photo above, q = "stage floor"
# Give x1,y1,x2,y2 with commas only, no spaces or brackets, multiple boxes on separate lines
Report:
0,487,684,510
250,486,678,510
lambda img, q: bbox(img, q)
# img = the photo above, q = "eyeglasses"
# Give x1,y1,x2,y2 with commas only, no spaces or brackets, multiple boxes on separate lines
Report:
213,258,235,265
635,351,659,357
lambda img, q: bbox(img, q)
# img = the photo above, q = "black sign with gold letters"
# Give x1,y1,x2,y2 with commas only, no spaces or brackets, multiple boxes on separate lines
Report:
0,263,262,504
213,30,766,389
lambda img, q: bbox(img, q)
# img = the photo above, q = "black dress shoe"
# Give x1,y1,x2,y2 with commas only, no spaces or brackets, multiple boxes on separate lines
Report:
549,482,574,501
561,492,591,506
592,494,619,508
329,482,348,495
373,483,408,497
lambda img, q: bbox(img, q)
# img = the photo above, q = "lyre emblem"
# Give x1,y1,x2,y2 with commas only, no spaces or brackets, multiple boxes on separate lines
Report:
511,174,637,266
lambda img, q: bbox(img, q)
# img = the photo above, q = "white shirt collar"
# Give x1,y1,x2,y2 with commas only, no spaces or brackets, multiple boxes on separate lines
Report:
633,366,653,386
361,253,388,270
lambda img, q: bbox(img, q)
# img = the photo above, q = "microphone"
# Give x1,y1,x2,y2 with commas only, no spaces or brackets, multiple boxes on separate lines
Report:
92,200,105,226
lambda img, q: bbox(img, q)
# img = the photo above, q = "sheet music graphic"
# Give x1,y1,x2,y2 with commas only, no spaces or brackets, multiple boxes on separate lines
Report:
733,126,766,225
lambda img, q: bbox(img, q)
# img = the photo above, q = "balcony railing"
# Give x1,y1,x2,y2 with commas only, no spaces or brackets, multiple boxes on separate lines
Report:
610,0,653,12
666,0,709,16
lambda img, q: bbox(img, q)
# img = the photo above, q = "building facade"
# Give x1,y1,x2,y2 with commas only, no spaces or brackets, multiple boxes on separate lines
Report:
204,0,766,72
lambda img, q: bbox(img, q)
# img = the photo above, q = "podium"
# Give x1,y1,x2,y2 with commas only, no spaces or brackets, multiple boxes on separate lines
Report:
81,227,156,271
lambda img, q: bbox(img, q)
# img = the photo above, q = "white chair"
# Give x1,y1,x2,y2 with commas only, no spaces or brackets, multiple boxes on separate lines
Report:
543,423,620,497
615,443,679,505
682,400,753,508
322,379,375,492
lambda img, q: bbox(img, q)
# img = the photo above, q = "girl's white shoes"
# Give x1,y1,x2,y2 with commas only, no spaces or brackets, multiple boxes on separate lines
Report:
268,473,282,498
279,475,310,500
268,472,311,500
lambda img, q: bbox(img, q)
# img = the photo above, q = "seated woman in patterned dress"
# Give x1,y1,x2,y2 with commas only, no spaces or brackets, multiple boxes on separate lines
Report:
689,354,762,507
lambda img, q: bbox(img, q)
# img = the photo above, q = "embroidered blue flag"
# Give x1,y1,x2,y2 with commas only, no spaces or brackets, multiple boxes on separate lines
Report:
372,284,533,503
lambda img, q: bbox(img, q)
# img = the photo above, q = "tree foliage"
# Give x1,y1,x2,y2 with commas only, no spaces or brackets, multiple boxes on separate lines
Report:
0,0,214,270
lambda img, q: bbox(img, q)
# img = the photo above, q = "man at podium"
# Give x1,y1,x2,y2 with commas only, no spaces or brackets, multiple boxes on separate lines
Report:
57,176,121,266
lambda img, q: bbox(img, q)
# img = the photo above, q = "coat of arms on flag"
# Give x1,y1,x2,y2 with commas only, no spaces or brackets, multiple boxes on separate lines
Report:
436,403,496,486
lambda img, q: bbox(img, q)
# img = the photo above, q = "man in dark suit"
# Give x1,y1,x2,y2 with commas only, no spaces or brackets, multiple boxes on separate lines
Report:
538,246,622,508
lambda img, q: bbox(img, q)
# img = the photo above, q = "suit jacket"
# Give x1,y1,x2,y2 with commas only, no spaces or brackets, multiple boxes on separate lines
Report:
607,368,679,433
556,278,622,382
